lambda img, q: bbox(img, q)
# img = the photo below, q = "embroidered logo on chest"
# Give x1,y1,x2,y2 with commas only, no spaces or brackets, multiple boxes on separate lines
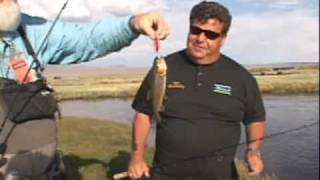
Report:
168,81,185,89
213,83,232,96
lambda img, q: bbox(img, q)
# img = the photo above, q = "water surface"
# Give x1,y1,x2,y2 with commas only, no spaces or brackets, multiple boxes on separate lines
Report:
60,95,319,180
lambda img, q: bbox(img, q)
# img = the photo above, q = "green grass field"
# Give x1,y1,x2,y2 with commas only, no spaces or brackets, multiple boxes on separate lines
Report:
254,67,318,94
58,117,277,180
48,65,319,101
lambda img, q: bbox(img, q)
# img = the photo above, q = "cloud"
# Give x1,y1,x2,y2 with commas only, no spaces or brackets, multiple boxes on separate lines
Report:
224,9,319,64
239,0,301,7
87,1,319,66
125,6,319,66
18,0,319,67
19,0,168,21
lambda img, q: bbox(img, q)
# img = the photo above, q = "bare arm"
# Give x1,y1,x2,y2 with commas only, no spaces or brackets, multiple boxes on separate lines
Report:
132,112,152,157
245,121,266,176
128,112,153,179
246,121,266,150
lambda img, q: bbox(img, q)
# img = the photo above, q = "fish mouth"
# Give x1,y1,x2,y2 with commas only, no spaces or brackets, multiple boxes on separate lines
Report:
156,58,167,76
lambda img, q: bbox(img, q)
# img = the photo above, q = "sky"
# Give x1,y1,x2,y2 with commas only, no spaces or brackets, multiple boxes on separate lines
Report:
19,0,319,67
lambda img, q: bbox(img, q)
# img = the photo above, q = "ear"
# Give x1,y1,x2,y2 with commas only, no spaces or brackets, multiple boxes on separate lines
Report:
220,35,227,47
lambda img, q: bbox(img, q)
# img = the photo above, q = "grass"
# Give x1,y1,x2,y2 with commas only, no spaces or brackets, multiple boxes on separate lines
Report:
58,116,277,180
49,74,144,101
58,116,153,180
48,66,319,101
253,67,319,94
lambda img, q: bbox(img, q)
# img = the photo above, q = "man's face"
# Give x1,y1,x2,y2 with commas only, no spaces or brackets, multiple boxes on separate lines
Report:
0,0,21,32
186,19,226,64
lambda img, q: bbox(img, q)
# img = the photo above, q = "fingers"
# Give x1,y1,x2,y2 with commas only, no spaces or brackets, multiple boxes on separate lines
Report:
128,167,149,179
156,21,170,40
245,148,264,176
132,11,170,40
127,157,150,180
150,13,170,40
246,155,264,176
142,24,157,40
144,169,150,178
248,163,262,176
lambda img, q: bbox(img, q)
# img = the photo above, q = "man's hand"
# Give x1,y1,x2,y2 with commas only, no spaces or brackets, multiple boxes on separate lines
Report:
128,155,150,179
131,12,170,40
245,148,264,176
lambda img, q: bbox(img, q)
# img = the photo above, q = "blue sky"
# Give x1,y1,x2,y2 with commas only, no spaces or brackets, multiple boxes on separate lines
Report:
20,0,319,67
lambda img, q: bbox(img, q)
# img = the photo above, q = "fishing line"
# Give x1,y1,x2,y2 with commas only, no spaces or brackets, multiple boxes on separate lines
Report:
114,121,319,179
156,121,319,169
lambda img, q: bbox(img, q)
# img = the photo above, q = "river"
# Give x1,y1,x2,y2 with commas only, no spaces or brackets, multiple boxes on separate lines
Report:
60,95,319,180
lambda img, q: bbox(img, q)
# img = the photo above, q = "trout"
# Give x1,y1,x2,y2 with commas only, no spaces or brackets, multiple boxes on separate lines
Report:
150,56,167,123
112,58,167,180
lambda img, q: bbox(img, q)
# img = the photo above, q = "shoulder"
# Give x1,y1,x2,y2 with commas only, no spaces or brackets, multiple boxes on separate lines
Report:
220,54,254,80
164,49,188,65
165,50,184,59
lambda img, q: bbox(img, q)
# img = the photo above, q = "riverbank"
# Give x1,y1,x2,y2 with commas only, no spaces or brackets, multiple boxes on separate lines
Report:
58,116,277,180
46,64,319,101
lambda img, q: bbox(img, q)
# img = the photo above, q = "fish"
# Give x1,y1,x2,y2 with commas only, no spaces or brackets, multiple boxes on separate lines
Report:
150,56,167,123
112,57,167,180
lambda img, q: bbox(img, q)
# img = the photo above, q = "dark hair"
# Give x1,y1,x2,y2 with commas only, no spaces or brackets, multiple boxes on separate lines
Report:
190,1,232,35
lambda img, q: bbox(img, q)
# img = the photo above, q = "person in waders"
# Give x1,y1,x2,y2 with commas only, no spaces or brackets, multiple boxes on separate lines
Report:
0,0,170,179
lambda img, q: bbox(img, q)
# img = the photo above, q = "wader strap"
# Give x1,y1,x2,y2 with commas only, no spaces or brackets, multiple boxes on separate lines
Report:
17,26,43,73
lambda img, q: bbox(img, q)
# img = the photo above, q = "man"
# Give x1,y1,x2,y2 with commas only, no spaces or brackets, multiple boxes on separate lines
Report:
129,1,266,180
0,0,169,179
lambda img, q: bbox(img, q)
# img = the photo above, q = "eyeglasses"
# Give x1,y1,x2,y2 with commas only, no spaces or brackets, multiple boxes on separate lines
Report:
189,26,222,40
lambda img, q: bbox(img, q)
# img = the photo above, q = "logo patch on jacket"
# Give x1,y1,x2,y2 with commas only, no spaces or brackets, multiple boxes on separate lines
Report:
213,83,232,96
168,81,185,89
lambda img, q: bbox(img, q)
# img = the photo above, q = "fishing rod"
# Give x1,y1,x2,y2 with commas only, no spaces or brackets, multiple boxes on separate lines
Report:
23,0,71,78
113,121,319,179
179,121,319,163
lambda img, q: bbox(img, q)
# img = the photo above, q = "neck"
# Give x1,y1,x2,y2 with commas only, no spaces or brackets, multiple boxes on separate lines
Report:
186,51,221,65
0,32,4,38
199,53,221,65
